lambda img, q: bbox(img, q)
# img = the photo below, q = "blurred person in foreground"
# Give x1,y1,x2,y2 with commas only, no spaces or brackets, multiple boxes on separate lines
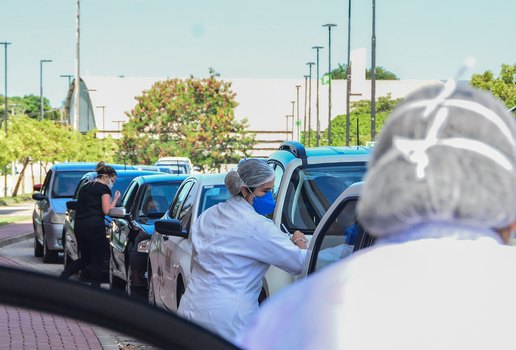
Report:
178,159,308,342
60,165,121,288
239,82,516,350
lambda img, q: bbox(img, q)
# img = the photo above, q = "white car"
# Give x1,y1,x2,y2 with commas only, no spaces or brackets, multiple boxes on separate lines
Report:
147,173,231,311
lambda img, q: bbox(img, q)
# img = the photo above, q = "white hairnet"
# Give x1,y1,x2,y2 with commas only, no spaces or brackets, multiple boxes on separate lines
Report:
357,82,516,237
225,159,275,196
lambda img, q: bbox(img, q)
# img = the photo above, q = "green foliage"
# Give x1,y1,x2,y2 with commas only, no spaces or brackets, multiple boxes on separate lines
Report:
330,64,399,80
0,94,57,120
302,94,403,147
470,63,516,108
121,71,256,171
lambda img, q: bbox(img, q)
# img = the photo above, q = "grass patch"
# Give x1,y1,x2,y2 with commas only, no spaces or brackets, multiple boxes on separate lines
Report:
0,194,33,207
0,216,32,226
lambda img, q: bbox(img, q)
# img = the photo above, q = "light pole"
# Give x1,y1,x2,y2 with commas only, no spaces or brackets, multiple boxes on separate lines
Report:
60,74,73,87
323,24,337,145
290,100,295,141
295,85,301,142
306,62,314,146
312,46,323,147
0,42,10,136
346,0,352,146
303,75,309,145
371,0,377,141
96,105,106,135
40,59,52,121
284,115,293,140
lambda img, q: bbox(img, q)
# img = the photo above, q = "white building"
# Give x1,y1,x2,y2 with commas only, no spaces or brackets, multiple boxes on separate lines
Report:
64,48,442,157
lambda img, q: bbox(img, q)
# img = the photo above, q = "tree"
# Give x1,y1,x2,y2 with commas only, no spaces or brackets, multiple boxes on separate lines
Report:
470,64,516,108
330,64,399,80
121,70,256,171
303,94,403,147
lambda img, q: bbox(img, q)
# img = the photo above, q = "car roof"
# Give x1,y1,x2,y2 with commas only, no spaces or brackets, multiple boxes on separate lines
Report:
136,173,189,184
268,141,371,165
184,172,227,186
50,162,135,171
82,169,158,179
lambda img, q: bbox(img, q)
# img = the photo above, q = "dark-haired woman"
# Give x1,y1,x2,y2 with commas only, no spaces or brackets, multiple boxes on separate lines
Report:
60,165,121,288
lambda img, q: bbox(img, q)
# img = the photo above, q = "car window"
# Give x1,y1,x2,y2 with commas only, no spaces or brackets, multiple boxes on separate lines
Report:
308,198,363,274
282,162,367,232
170,180,195,218
121,182,139,211
198,185,231,216
51,171,89,198
177,182,197,231
138,182,182,219
40,169,53,196
268,161,284,198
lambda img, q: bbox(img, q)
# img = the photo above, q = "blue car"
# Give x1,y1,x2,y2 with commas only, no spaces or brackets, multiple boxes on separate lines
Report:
62,169,159,273
32,162,135,263
107,174,188,296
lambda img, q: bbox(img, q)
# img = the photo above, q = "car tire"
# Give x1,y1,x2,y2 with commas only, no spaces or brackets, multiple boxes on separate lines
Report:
148,264,156,306
42,234,59,264
109,260,125,291
34,233,43,258
125,265,147,298
176,277,185,309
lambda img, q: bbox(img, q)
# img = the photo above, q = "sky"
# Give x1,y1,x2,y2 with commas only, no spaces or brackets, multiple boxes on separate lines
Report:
0,0,515,107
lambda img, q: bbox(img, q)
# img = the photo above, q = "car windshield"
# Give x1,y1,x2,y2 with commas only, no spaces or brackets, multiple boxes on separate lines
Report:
52,171,89,198
139,183,182,218
281,162,367,232
198,185,231,216
157,164,189,174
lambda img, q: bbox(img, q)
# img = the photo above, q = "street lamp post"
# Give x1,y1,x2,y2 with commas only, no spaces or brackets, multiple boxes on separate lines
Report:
323,24,337,145
295,85,301,142
40,59,52,121
284,115,293,141
303,75,309,145
96,105,106,135
312,46,323,147
346,0,352,146
60,74,73,87
290,100,295,141
1,42,10,198
0,42,11,136
371,0,377,141
306,62,314,146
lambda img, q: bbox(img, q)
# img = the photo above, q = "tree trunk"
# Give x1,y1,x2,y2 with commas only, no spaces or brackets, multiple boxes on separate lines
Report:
12,157,30,197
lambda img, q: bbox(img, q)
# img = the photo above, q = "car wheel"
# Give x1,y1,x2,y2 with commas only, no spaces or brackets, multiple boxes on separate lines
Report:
176,277,185,309
126,265,147,299
109,259,125,291
34,233,43,258
42,234,58,263
148,264,156,306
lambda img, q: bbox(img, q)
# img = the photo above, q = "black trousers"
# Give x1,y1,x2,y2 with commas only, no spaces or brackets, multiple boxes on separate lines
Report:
61,223,107,288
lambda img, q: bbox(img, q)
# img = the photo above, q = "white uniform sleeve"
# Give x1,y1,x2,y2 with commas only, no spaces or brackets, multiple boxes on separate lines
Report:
244,218,307,275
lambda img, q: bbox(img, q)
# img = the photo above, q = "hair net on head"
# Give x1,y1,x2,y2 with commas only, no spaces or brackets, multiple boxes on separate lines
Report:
225,159,275,196
357,82,516,237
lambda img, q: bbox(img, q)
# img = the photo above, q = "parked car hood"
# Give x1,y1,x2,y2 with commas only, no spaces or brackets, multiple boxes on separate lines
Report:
53,197,74,215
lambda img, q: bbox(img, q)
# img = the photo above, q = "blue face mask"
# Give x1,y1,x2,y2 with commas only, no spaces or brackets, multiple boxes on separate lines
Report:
251,190,276,216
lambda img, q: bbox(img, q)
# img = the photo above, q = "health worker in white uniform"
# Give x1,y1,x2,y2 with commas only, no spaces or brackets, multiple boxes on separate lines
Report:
240,82,516,350
178,158,308,343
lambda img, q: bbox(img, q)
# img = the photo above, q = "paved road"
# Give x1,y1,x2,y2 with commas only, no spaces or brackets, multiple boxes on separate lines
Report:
0,231,154,349
0,201,33,217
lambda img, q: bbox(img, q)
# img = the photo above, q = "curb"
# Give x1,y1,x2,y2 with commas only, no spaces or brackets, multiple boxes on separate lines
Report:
0,231,34,248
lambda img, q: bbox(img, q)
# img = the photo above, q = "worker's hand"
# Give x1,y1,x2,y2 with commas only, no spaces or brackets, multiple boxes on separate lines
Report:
291,230,308,249
114,190,121,200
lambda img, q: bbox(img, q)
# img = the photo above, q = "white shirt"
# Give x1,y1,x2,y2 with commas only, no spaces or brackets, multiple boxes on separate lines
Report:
240,222,516,350
177,195,307,342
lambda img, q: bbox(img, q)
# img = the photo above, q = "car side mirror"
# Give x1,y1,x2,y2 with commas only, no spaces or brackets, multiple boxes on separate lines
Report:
155,219,186,237
108,207,130,219
66,200,78,211
33,184,42,192
32,193,47,201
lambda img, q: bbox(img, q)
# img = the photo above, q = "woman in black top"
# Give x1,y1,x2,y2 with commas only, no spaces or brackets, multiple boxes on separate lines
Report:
60,165,121,287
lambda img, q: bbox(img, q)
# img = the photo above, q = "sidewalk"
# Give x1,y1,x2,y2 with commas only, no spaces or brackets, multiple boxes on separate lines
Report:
0,256,105,350
0,222,34,248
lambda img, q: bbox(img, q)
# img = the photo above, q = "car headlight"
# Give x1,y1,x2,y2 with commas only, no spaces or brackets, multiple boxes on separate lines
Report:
49,212,66,224
137,239,150,253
